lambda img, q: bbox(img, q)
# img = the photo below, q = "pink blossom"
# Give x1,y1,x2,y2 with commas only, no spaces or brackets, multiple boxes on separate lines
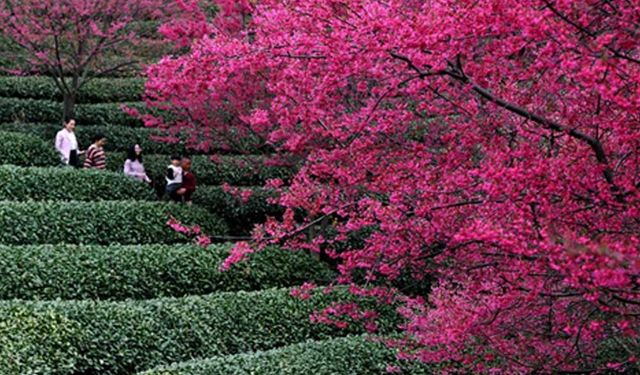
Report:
144,0,640,372
220,242,255,271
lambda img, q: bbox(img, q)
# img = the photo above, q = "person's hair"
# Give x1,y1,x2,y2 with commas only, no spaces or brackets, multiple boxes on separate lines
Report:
171,155,181,161
127,144,142,162
63,116,75,125
181,155,192,161
92,133,106,143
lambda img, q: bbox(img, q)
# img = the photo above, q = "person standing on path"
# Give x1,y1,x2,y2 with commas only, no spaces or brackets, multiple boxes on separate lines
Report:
175,156,196,204
83,134,107,170
55,118,83,167
123,144,152,183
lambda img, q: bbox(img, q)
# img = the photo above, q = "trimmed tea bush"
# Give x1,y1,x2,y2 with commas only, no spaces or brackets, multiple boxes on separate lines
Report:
0,201,227,245
0,97,59,123
0,305,81,374
0,288,399,374
0,97,144,126
0,76,145,103
0,166,155,201
140,336,433,375
76,101,144,126
193,186,284,235
0,122,189,154
108,153,295,186
0,131,59,166
0,122,278,155
0,244,333,300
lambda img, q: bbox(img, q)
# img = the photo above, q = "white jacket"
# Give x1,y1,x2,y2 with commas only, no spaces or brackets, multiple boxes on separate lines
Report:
55,129,78,164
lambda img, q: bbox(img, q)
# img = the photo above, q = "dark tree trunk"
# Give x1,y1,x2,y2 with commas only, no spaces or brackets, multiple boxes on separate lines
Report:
62,92,76,121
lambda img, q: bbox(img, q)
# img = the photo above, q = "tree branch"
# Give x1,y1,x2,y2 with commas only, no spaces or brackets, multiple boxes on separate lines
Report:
389,52,616,187
541,0,640,66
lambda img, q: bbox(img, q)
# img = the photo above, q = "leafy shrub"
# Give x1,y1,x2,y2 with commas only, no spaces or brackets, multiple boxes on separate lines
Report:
0,288,399,374
75,101,145,126
0,165,155,201
0,97,59,123
0,201,227,245
193,186,284,235
0,122,189,154
0,131,59,166
0,244,333,300
140,335,432,375
0,305,81,375
107,153,296,186
0,76,145,103
0,97,144,126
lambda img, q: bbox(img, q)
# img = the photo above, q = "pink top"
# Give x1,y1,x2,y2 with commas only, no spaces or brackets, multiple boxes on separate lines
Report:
124,159,151,183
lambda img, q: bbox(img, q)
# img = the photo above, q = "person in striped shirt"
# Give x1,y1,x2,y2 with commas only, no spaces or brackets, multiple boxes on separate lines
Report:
84,134,107,170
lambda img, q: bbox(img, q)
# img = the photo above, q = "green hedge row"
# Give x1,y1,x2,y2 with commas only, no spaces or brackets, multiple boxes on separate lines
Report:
0,122,190,155
193,186,284,235
0,288,398,374
141,336,432,375
0,166,283,234
0,165,155,201
0,244,333,300
0,201,227,245
0,97,144,126
0,131,59,166
0,122,279,155
0,76,145,103
108,153,295,186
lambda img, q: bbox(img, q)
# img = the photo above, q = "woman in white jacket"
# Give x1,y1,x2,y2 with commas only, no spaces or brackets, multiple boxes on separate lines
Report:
55,118,84,167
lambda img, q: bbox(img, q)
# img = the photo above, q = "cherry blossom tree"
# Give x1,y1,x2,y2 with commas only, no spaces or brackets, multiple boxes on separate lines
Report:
0,0,183,118
150,0,640,372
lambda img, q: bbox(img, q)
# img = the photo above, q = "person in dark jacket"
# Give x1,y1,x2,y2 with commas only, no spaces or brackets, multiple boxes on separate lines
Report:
175,156,196,204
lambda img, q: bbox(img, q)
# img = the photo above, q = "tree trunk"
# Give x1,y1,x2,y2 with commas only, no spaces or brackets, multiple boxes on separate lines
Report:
62,92,76,121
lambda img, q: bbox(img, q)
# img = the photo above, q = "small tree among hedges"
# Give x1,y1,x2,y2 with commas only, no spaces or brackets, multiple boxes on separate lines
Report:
0,0,178,119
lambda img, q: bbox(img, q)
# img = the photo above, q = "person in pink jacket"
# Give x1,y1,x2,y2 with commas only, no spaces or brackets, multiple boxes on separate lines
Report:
123,144,152,184
55,118,84,167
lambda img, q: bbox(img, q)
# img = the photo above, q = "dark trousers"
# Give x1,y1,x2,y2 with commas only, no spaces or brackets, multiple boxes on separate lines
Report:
69,150,79,168
166,183,182,202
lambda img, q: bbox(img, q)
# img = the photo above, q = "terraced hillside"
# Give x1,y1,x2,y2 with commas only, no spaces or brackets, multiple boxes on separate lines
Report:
0,78,428,374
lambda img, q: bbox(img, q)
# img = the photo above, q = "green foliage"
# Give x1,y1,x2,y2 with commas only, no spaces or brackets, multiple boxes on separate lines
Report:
75,101,145,126
140,335,433,375
0,97,144,126
0,76,145,103
0,305,81,375
0,288,399,374
193,186,284,235
0,165,155,201
0,244,334,300
0,201,227,245
0,122,190,154
107,153,295,186
0,131,59,166
0,97,59,123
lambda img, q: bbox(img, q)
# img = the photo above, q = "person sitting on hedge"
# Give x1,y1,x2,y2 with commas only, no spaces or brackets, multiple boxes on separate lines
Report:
124,144,152,184
83,134,107,170
166,155,183,201
55,117,84,167
174,156,196,205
